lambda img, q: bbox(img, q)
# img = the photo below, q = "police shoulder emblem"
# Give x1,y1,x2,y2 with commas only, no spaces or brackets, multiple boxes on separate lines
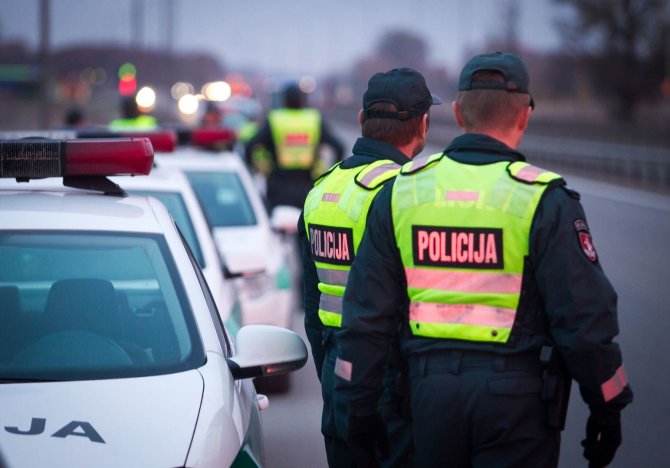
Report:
574,219,597,262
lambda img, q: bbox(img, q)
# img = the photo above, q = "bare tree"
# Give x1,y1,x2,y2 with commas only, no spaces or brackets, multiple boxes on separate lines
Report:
554,0,667,120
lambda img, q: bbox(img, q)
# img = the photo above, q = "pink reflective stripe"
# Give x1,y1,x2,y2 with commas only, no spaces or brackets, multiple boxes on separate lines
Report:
445,191,479,201
358,163,399,186
515,165,544,182
322,192,340,202
405,268,522,294
601,365,628,402
335,357,353,381
409,302,515,328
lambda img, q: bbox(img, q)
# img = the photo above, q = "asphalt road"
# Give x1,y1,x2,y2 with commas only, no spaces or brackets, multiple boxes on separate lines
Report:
259,125,670,467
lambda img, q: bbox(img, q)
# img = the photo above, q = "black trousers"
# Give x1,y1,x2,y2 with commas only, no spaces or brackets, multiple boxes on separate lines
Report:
322,342,413,468
409,350,561,468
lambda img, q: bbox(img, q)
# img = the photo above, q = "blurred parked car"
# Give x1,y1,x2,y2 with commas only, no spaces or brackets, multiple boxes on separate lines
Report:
157,149,300,391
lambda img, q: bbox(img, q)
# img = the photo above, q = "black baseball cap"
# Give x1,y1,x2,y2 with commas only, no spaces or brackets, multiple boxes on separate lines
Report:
363,67,442,121
458,52,534,109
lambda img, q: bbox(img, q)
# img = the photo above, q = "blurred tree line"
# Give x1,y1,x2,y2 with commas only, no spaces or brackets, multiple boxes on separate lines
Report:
327,0,668,124
553,0,669,120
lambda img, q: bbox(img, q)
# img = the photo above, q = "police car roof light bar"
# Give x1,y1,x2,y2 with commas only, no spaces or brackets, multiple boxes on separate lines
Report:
0,138,154,180
77,129,178,153
175,128,236,149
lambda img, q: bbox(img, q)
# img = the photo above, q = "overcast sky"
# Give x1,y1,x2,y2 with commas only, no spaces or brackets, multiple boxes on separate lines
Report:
1,0,568,77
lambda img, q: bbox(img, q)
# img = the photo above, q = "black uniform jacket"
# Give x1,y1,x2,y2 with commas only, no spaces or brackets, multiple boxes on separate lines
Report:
335,133,633,415
244,109,345,209
298,137,412,380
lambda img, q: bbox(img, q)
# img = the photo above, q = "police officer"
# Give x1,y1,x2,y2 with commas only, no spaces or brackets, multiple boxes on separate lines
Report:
244,83,345,211
109,96,157,131
299,68,442,467
335,52,633,468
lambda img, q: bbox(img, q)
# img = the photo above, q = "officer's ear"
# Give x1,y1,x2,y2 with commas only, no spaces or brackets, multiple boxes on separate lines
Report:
452,101,465,129
517,105,532,133
358,109,364,128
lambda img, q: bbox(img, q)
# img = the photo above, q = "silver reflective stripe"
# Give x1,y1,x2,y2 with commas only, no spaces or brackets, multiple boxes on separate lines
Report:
358,162,400,187
316,268,349,286
319,293,343,314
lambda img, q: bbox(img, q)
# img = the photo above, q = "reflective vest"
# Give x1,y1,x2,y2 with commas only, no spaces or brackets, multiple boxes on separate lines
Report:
392,152,562,343
268,109,321,169
304,159,401,327
109,115,158,131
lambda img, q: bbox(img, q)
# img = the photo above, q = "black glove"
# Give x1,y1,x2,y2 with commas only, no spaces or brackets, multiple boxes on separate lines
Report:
346,412,389,468
581,407,622,468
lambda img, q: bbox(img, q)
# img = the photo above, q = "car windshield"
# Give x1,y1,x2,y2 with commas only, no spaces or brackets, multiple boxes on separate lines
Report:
186,171,257,227
129,190,206,269
0,231,205,382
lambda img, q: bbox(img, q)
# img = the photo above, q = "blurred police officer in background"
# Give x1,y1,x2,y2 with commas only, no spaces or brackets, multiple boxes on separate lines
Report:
109,95,157,131
244,82,345,211
334,52,633,468
299,68,442,467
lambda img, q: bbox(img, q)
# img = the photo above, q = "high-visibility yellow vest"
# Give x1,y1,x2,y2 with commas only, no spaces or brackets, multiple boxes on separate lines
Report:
304,159,401,327
392,152,562,343
109,115,158,131
268,108,321,169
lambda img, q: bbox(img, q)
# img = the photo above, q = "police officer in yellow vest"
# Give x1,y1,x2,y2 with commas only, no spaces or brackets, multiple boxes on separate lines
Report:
109,96,158,131
244,83,345,210
299,68,442,467
335,52,633,468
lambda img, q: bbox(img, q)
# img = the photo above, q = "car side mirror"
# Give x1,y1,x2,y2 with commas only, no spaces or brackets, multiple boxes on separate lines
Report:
226,325,307,380
270,205,301,234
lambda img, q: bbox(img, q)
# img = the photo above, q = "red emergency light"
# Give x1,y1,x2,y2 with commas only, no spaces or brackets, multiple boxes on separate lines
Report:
174,128,236,150
0,138,154,179
77,129,177,153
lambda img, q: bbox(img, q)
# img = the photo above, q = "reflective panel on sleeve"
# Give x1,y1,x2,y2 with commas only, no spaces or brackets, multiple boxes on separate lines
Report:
409,302,514,342
601,365,629,402
405,268,522,294
318,293,343,327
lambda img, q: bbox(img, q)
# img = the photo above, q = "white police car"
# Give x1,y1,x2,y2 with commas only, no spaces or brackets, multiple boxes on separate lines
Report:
110,164,244,336
156,149,299,335
0,138,307,467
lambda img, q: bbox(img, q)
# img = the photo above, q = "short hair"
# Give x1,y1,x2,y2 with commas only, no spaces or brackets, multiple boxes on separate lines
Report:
361,102,426,147
456,70,530,131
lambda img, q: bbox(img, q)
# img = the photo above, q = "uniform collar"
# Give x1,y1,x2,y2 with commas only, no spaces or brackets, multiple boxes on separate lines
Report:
342,137,412,168
444,133,526,164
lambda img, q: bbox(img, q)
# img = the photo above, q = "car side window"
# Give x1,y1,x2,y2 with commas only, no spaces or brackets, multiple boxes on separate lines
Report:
176,227,232,357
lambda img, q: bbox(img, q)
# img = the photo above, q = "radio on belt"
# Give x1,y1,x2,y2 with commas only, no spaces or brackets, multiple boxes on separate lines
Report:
0,138,154,195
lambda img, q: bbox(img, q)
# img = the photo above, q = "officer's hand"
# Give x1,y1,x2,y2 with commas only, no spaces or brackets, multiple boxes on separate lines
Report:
581,407,622,468
346,412,389,468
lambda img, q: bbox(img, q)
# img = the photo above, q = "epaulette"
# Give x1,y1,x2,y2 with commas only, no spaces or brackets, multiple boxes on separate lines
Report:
400,152,445,175
355,159,401,190
507,161,563,185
